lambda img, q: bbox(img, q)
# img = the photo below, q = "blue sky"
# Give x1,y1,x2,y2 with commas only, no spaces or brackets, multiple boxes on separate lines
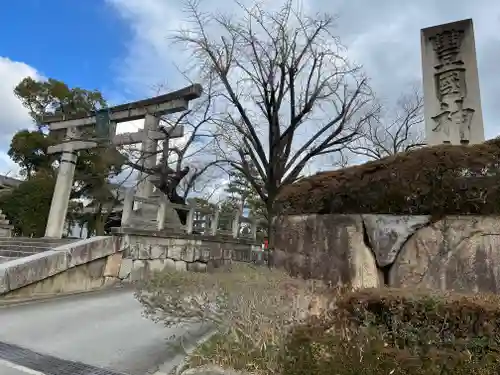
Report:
0,0,130,100
1,0,500,179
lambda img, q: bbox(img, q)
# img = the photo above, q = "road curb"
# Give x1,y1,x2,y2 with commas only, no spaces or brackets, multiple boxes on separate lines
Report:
150,326,217,375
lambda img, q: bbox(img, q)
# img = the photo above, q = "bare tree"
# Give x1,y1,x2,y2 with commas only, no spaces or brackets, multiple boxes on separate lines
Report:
347,88,425,160
173,0,376,242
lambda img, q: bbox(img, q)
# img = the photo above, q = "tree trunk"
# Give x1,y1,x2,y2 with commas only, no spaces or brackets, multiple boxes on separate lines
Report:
265,199,276,269
95,204,105,236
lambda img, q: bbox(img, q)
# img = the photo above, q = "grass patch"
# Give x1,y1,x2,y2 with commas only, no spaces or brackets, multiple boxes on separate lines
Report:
135,264,500,374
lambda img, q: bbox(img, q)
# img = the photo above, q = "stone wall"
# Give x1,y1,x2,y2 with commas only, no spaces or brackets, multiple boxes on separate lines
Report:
112,228,262,283
0,229,262,300
273,214,500,293
0,236,121,299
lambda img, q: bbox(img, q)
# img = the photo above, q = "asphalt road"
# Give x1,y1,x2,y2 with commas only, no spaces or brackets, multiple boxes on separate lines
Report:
0,287,208,375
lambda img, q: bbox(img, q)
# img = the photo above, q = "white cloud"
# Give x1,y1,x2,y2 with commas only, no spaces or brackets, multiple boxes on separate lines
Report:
108,0,500,184
0,57,41,175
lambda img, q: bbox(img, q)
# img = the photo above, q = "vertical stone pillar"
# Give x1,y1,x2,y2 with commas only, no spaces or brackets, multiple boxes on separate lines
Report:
210,208,220,235
185,207,195,234
45,148,78,238
421,19,485,146
157,195,167,230
232,211,240,238
121,187,135,227
136,114,159,202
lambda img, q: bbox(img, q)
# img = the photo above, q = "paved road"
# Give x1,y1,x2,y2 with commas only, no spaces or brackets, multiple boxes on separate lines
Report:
0,287,208,375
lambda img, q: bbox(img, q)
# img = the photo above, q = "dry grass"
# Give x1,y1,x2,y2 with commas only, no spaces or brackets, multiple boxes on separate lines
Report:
135,263,334,374
135,266,500,374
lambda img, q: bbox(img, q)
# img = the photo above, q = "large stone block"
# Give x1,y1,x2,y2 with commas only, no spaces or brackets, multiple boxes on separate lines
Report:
167,245,182,260
166,240,203,262
175,260,187,272
149,259,167,272
4,259,108,298
0,264,8,293
62,236,116,268
4,250,70,291
150,244,167,259
187,261,207,273
103,253,123,278
124,243,151,260
362,214,430,267
390,216,500,293
130,260,147,282
118,258,133,279
273,214,379,288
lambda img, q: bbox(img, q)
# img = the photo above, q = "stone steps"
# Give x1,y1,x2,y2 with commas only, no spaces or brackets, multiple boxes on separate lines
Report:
0,237,75,245
0,256,16,264
0,238,79,263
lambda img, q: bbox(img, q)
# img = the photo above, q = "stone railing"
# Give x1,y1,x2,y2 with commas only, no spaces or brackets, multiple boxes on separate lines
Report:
120,188,266,240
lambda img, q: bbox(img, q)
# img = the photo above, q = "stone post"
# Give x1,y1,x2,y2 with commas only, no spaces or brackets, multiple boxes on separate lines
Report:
210,208,220,236
185,207,195,234
232,211,240,238
121,187,135,227
157,195,167,230
45,146,78,238
136,114,160,204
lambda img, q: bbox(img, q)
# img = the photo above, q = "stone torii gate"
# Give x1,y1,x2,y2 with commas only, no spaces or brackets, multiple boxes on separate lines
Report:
41,84,202,239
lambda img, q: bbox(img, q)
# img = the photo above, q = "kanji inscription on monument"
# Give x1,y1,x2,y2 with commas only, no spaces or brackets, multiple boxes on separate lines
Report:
421,19,484,145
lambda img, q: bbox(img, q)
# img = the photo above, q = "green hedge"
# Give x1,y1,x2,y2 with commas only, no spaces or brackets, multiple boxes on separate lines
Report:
278,138,500,216
281,288,500,374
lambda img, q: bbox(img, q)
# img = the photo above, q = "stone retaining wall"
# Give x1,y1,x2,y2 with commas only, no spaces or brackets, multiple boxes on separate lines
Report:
111,228,262,283
0,229,261,299
273,214,500,293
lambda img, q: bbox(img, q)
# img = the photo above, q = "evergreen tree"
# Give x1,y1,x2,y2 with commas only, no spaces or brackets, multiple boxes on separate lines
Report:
225,162,266,220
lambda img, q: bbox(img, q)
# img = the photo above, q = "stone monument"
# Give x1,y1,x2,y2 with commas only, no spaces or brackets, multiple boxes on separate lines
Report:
421,18,484,146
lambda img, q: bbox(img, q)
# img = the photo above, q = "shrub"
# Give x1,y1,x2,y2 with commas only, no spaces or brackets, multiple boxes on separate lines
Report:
336,288,500,353
135,263,332,374
277,138,500,216
282,288,500,375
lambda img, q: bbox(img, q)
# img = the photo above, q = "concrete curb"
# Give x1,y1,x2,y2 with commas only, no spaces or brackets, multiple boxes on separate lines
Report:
150,325,217,375
0,282,132,309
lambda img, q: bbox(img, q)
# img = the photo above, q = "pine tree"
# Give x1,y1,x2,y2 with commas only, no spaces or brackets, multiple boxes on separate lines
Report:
225,163,266,221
